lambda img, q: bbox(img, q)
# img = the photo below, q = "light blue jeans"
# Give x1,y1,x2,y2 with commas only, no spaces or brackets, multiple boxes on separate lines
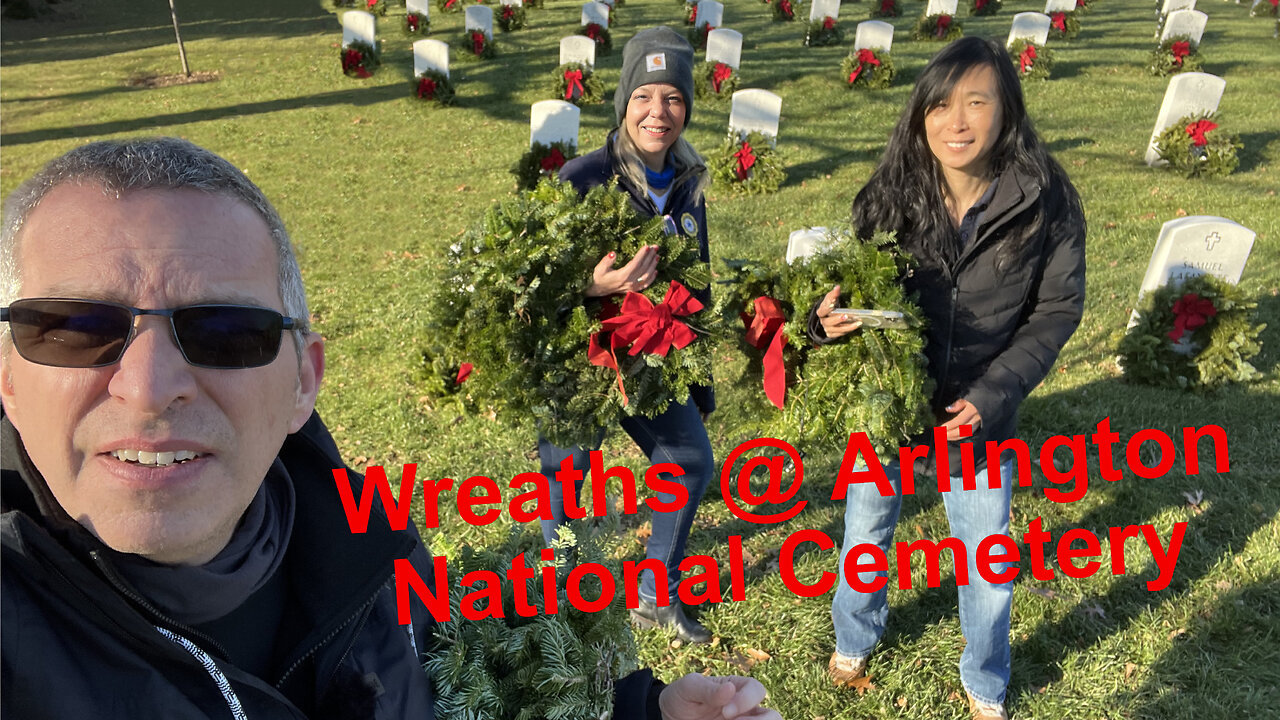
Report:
831,460,1014,705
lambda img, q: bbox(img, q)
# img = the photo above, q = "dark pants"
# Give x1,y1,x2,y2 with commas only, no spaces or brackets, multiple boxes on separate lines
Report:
537,400,713,603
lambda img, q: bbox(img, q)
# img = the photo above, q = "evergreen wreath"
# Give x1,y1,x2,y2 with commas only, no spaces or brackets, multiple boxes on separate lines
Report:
437,0,463,11
970,0,1000,16
405,10,430,34
1252,0,1278,18
414,69,455,105
1008,39,1053,81
842,47,894,89
1118,274,1265,390
1148,35,1203,76
1074,0,1093,13
463,29,496,59
424,179,713,447
525,0,545,8
684,0,697,25
713,231,934,456
912,13,963,41
340,41,381,78
580,23,613,55
687,22,715,50
496,3,526,31
772,0,798,22
1154,112,1242,178
552,62,605,105
1047,11,1080,41
693,61,740,102
335,0,388,15
710,131,787,194
424,523,638,720
871,0,900,18
805,16,844,47
510,141,577,191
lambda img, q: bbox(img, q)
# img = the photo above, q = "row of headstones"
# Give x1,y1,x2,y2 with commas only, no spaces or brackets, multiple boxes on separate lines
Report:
341,0,621,52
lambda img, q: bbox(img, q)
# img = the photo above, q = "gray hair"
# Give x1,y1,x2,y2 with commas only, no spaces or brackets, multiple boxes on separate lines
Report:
1,137,310,355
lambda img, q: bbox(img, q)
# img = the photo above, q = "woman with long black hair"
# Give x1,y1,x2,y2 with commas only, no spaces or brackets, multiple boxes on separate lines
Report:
815,36,1086,719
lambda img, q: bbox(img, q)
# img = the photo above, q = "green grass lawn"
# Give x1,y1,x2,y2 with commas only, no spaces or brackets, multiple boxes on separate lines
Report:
3,0,1279,717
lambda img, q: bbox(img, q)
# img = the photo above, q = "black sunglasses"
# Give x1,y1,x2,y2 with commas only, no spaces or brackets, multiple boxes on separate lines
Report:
1,298,300,369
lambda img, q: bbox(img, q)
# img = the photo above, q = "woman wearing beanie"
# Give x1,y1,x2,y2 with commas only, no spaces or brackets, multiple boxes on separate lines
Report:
537,26,715,644
814,37,1085,720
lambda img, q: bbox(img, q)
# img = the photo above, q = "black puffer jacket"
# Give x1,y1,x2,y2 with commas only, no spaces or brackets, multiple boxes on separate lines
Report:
1,412,663,719
559,132,715,414
815,166,1086,474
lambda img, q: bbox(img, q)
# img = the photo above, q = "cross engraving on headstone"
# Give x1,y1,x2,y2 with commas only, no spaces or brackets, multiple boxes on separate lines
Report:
1204,232,1221,251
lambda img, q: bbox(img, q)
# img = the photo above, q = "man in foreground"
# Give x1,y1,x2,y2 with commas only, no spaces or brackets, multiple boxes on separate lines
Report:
1,138,777,720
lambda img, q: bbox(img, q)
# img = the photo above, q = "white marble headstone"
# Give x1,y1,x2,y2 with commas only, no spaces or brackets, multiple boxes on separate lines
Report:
926,0,959,15
1043,0,1076,12
341,10,377,48
854,21,894,52
1138,216,1255,297
465,5,494,40
696,0,724,29
1160,9,1208,45
1160,0,1197,16
413,39,450,78
530,100,581,148
581,1,610,28
598,0,615,7
1145,72,1225,166
729,89,782,140
786,228,832,265
406,0,431,17
1007,12,1052,47
560,35,597,68
810,0,840,23
706,28,743,69
499,0,522,7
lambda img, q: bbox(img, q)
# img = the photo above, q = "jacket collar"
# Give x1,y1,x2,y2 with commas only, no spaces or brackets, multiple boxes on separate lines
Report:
604,130,703,217
956,165,1042,267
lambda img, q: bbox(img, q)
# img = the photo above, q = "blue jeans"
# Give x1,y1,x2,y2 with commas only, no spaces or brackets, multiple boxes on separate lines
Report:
538,399,713,603
830,461,1014,705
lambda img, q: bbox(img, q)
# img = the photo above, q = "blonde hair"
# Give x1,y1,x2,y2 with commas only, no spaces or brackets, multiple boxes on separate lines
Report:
612,130,710,201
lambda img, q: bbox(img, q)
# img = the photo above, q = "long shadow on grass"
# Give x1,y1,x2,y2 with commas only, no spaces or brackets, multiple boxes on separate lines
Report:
1235,130,1280,174
0,85,404,145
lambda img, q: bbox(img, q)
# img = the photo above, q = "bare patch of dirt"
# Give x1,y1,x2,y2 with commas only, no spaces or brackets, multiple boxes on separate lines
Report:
127,70,221,89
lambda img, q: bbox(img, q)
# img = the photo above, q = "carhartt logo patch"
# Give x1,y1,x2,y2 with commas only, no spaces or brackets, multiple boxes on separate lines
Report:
645,53,666,72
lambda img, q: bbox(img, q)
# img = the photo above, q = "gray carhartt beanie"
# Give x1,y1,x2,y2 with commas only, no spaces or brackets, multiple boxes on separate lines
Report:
614,26,696,128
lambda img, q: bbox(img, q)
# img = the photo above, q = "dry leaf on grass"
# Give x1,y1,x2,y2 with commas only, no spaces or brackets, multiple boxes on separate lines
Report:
1026,587,1059,600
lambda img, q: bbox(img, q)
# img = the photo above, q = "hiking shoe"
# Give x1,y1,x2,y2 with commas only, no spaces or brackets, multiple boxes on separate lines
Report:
967,694,1008,720
827,651,868,688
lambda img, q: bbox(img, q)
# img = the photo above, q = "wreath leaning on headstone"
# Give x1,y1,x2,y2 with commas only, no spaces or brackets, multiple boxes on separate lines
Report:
871,0,900,18
805,16,844,47
423,179,714,447
1148,35,1203,76
1117,274,1265,390
912,13,963,42
340,41,381,78
772,0,798,22
496,3,527,31
709,131,787,195
693,61,740,103
842,47,894,89
1154,112,1242,179
580,23,613,55
1074,0,1094,14
437,0,464,12
713,230,935,456
1008,39,1053,81
1047,11,1081,41
1251,0,1278,18
552,62,605,105
424,524,638,720
335,0,387,14
970,0,1001,17
413,70,456,105
687,22,714,50
405,10,430,34
510,141,578,191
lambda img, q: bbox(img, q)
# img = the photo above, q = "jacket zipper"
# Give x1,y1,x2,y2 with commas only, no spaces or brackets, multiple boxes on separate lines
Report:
276,592,380,688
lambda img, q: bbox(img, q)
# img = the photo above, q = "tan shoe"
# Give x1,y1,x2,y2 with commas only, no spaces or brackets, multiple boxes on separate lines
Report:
967,693,1008,720
827,651,868,688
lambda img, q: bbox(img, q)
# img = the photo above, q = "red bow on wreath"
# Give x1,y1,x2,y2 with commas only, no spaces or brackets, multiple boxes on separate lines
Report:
1051,12,1066,32
588,281,704,405
540,148,567,172
407,14,420,31
935,14,952,38
1271,0,1278,8
1019,44,1037,73
367,0,378,7
564,69,585,100
880,0,894,12
975,0,987,9
342,48,371,78
1170,40,1190,66
780,0,793,16
689,5,697,24
1185,118,1217,147
849,48,881,84
501,5,514,20
1167,293,1216,342
417,76,437,99
734,141,757,180
455,363,474,385
712,62,732,93
741,296,788,409
585,23,602,41
471,31,486,55
823,16,835,30
445,0,458,7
